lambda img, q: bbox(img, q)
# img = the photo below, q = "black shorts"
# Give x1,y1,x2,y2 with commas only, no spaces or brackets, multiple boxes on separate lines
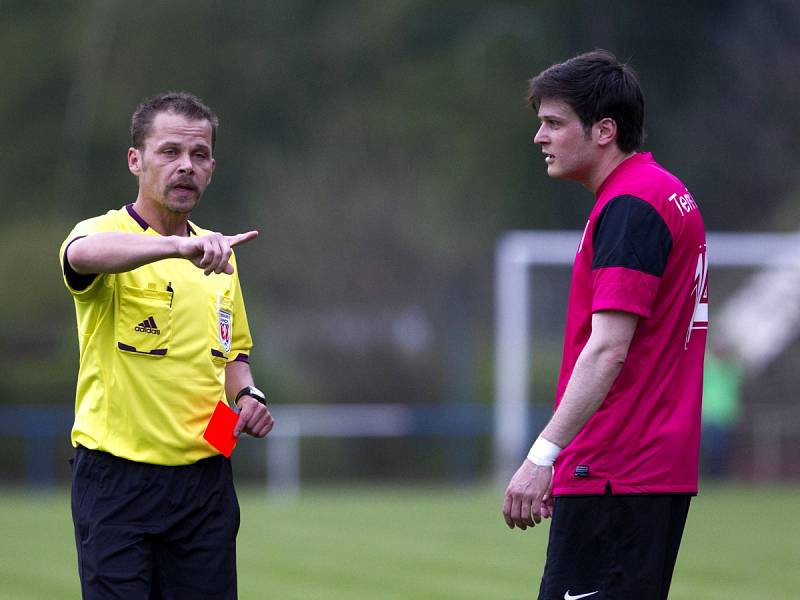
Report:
538,486,691,600
70,446,240,600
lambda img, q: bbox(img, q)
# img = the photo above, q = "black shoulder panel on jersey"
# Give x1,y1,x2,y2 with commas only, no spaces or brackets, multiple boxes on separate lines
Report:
592,195,673,277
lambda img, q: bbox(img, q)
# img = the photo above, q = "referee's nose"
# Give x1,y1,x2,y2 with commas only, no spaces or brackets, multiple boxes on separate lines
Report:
176,151,194,174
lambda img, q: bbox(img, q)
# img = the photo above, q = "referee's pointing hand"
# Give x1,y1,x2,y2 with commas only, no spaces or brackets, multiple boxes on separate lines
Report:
177,230,259,276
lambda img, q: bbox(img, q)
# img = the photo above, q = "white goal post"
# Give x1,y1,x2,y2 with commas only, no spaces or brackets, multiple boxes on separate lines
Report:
493,230,800,484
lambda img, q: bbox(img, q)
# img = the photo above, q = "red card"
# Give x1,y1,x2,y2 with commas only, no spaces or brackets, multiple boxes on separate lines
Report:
203,401,239,457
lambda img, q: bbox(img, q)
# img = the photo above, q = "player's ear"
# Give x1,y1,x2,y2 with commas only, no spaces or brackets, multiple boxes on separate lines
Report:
128,147,142,176
595,117,618,147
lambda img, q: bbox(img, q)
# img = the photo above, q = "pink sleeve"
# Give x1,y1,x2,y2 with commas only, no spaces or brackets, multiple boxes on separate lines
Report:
592,266,660,318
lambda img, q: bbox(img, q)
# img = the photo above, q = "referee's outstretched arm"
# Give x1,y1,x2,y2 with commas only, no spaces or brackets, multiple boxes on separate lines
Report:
66,229,258,276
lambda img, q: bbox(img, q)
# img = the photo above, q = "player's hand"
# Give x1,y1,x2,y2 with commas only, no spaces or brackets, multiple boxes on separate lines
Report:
176,230,258,275
233,395,274,438
502,459,554,530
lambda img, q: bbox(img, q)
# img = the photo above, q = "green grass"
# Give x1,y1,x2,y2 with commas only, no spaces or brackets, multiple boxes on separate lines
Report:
0,483,798,599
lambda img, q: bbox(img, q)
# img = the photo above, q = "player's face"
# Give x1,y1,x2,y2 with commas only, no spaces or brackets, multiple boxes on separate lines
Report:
533,98,599,184
129,111,216,214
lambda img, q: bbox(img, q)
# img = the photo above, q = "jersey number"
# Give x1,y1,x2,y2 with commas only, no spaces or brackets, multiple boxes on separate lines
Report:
685,244,708,348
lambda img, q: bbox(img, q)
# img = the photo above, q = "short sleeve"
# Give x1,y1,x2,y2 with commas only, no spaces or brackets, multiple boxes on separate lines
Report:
59,216,116,295
590,195,672,318
229,254,253,362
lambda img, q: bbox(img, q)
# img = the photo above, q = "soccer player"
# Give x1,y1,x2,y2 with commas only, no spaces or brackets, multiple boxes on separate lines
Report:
501,50,707,600
59,91,274,599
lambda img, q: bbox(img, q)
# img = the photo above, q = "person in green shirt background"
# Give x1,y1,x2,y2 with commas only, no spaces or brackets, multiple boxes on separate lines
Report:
701,340,743,478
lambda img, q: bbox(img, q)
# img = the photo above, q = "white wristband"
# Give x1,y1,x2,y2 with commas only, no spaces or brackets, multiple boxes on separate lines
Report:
527,436,562,467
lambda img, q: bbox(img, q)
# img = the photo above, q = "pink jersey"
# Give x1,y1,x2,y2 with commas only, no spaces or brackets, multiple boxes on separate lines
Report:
552,152,707,495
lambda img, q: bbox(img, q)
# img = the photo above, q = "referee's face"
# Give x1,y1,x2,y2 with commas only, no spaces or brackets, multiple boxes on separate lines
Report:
129,111,216,215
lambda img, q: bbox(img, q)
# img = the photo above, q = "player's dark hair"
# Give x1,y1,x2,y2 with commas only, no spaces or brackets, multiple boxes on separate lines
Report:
130,91,219,149
528,49,645,153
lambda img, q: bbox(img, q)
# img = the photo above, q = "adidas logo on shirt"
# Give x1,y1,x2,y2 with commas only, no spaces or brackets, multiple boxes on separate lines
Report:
134,316,161,335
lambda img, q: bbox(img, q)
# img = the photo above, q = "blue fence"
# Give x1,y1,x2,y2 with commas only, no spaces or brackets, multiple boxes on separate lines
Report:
0,403,554,489
0,405,74,487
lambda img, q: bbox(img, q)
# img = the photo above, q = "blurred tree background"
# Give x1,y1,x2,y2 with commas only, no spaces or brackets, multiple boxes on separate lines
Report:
3,0,800,482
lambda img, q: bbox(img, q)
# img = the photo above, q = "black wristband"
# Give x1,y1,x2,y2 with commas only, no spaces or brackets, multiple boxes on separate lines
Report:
234,385,266,406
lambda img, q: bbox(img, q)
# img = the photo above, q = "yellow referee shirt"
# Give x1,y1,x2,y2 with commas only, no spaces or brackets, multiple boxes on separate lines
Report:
59,204,253,465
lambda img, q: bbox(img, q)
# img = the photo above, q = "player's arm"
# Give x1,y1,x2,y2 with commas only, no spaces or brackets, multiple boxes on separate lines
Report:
225,360,274,438
503,310,638,530
66,230,258,276
540,309,638,446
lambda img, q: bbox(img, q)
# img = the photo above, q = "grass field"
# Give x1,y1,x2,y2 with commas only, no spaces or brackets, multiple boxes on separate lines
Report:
1,483,798,599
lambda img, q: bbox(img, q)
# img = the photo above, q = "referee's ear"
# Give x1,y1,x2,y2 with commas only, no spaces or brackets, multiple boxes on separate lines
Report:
128,147,143,177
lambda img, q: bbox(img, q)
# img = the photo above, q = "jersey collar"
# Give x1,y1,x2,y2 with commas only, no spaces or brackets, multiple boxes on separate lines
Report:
125,203,196,236
595,152,654,198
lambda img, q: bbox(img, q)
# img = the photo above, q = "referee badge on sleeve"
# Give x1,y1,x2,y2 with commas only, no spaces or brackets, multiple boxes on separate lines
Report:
218,308,232,353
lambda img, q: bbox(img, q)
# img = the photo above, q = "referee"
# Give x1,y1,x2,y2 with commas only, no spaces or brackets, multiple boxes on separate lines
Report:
60,92,274,599
502,51,707,599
